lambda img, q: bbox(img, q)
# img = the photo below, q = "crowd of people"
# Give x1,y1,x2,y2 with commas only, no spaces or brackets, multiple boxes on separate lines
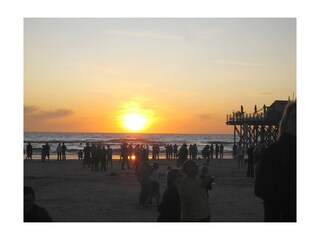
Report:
81,143,113,171
24,101,296,222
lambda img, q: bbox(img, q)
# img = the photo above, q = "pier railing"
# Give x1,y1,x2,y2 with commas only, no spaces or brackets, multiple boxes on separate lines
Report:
226,112,282,126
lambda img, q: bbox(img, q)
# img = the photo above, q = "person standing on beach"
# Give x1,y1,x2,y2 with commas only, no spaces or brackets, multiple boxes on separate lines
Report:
215,143,219,160
219,144,224,159
179,160,211,222
201,145,210,165
56,143,62,160
173,144,178,159
199,166,214,198
157,169,183,222
177,144,188,167
61,143,67,160
210,144,214,159
236,144,244,167
255,101,296,222
138,149,152,205
44,143,50,161
91,144,98,171
133,144,141,174
233,144,237,159
246,145,254,177
26,143,33,160
121,142,130,170
100,146,107,171
83,143,91,167
156,144,160,160
146,162,161,206
192,143,198,160
106,145,113,169
189,144,193,160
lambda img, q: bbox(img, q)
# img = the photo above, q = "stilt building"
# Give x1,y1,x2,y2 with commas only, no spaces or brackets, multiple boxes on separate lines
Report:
226,100,289,147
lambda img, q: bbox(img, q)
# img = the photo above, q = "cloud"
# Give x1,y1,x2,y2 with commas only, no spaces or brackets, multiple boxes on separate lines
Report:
107,30,184,41
258,92,272,96
197,114,213,121
213,60,267,67
24,105,74,120
250,91,273,97
24,105,38,114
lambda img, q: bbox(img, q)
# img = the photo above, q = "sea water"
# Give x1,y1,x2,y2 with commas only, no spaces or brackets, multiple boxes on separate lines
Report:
24,132,238,160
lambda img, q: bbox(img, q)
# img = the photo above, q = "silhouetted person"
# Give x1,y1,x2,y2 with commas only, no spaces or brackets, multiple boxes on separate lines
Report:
189,144,193,159
133,144,141,174
121,143,130,170
156,144,160,160
173,144,178,159
157,169,183,222
219,144,224,159
232,144,237,159
91,144,98,171
106,145,113,169
56,143,62,160
179,160,211,222
44,143,50,161
192,143,198,160
254,105,257,114
41,145,45,162
138,149,152,205
169,144,173,159
152,144,156,160
215,143,219,159
246,146,254,177
100,146,107,171
236,144,244,167
255,101,296,222
201,145,210,165
61,143,67,160
177,144,188,167
24,186,52,222
146,162,161,206
26,143,33,160
241,105,244,114
83,143,91,167
165,144,170,159
210,144,214,159
200,166,214,198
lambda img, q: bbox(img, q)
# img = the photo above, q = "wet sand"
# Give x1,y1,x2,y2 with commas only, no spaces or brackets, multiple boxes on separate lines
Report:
24,158,263,222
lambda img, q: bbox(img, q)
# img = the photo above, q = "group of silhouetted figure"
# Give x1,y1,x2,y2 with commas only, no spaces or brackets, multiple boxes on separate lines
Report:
201,143,224,161
24,101,296,222
81,143,113,172
137,147,215,221
25,142,68,162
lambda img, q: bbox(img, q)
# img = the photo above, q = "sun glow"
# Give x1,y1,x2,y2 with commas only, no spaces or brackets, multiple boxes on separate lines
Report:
123,113,147,132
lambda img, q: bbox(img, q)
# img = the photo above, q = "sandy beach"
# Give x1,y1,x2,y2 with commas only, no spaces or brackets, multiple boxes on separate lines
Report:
24,157,263,222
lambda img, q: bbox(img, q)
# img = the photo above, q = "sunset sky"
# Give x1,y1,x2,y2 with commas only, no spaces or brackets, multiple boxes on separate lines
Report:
24,18,296,134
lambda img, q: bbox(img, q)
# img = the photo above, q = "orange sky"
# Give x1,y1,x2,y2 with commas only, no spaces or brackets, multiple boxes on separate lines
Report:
24,18,296,134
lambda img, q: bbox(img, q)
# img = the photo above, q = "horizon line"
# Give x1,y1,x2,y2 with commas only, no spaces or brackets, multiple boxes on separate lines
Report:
24,131,233,135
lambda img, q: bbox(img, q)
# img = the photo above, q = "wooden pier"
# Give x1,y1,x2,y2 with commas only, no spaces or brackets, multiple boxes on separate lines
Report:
226,100,289,147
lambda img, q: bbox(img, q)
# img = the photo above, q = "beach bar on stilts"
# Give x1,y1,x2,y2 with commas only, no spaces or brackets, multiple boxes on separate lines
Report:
226,100,290,148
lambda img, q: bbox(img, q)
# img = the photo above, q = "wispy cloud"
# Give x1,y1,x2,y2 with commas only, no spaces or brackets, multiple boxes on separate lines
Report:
24,106,74,119
250,91,273,97
197,114,213,121
213,60,267,67
107,30,184,41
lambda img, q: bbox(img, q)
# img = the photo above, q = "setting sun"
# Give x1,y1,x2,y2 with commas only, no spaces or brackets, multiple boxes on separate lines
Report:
123,113,147,132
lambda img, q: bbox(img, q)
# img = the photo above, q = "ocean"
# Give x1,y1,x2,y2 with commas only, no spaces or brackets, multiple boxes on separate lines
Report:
24,132,238,160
